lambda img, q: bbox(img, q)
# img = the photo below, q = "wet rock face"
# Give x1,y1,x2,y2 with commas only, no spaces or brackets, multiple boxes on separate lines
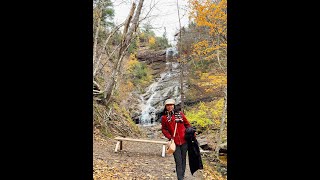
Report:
134,47,187,125
137,49,167,79
137,49,167,64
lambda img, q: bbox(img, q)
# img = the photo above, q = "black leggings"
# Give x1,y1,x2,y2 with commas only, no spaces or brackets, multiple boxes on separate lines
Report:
173,143,188,180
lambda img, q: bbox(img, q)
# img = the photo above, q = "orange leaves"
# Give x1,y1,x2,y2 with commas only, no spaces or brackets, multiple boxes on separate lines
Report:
192,40,220,61
198,73,227,93
193,40,209,56
189,0,227,36
189,0,227,35
220,43,227,47
93,159,113,180
189,0,227,72
202,163,225,180
194,40,209,49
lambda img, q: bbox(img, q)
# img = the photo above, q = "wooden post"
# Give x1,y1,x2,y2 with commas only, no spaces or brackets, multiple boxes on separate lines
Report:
115,141,120,152
120,141,123,150
162,145,166,157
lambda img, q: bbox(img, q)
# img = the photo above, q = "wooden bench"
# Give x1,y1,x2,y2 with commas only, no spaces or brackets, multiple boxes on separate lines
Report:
114,137,168,157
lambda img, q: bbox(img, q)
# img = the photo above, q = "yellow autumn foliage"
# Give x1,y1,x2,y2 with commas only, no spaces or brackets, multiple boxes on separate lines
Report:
197,73,227,93
123,53,153,92
189,0,227,69
202,163,225,180
189,0,227,35
126,53,139,73
148,36,156,46
185,98,225,130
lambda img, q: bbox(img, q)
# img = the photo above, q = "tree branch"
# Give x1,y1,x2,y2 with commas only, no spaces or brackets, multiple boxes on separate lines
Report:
96,43,121,77
93,23,124,77
138,0,160,23
93,80,102,91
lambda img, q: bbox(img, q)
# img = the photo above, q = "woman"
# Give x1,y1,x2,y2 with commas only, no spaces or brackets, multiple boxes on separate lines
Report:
161,98,191,180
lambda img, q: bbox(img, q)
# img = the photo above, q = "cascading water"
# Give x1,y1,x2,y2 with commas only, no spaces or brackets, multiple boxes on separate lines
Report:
139,74,165,126
138,47,184,126
166,47,178,60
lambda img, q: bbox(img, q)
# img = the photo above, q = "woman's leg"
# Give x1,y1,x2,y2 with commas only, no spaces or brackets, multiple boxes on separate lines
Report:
181,143,188,177
174,145,184,180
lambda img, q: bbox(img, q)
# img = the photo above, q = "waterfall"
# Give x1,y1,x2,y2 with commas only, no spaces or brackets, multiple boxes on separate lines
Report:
139,78,161,125
138,47,182,126
165,47,178,61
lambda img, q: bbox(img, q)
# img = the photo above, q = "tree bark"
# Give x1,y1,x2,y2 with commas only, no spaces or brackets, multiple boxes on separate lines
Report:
176,0,184,112
93,80,102,91
123,2,136,37
104,0,144,106
216,33,226,74
93,5,101,69
215,86,227,159
96,43,121,76
93,24,123,77
93,0,145,106
125,0,144,45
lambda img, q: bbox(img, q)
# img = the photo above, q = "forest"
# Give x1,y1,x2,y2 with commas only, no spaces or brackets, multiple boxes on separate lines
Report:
93,0,227,179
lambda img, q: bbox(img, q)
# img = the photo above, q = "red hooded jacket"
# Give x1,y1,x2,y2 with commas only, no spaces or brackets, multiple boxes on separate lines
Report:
161,111,191,145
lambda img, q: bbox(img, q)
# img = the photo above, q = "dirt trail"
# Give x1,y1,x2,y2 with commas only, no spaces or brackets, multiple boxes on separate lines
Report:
93,124,204,179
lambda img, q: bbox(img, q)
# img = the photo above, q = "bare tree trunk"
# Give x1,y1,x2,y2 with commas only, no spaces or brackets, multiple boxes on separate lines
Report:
216,33,226,74
104,42,131,106
180,62,185,112
104,0,145,106
93,9,101,69
96,44,121,76
118,1,136,57
215,86,227,159
124,0,144,47
123,2,136,36
93,24,123,77
176,0,184,112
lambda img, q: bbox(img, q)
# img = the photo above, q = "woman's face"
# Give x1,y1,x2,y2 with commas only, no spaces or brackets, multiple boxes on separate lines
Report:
165,104,174,112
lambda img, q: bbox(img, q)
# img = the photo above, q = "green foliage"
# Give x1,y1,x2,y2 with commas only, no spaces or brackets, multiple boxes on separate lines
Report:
141,23,155,36
121,106,140,132
111,31,122,45
149,36,171,50
128,36,139,54
139,31,155,45
138,23,171,49
185,99,225,131
185,102,213,130
132,63,152,83
94,0,115,44
101,125,113,138
125,54,153,91
93,0,114,28
112,102,141,135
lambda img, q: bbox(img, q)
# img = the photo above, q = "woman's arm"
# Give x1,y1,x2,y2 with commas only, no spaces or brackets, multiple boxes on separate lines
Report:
161,116,172,140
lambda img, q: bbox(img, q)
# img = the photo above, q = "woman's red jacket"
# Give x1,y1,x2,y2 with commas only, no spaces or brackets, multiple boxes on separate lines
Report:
161,111,191,145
